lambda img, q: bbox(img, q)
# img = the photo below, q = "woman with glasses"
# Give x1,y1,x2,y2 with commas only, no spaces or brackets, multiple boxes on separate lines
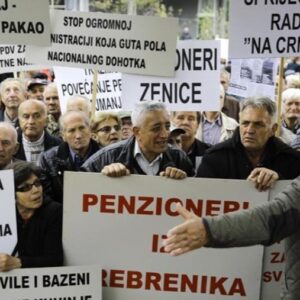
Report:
0,161,63,271
91,112,122,147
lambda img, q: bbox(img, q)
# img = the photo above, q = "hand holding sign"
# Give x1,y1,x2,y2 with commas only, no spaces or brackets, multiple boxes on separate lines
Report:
0,253,21,272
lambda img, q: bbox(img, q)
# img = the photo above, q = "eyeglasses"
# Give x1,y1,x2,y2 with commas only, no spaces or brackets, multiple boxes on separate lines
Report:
16,179,42,192
97,125,121,134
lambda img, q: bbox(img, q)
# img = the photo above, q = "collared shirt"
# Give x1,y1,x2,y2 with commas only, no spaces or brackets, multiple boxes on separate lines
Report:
69,143,91,170
22,131,45,164
134,140,162,175
202,114,222,146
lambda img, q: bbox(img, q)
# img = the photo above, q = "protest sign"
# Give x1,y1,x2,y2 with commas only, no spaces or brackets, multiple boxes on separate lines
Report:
0,0,50,46
53,67,122,113
228,58,280,99
260,180,291,300
229,1,300,58
0,44,46,73
63,173,267,300
27,10,178,76
0,265,102,300
0,170,17,255
122,40,220,111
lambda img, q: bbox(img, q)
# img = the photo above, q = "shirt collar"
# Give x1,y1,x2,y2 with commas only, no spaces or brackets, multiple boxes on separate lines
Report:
134,140,162,163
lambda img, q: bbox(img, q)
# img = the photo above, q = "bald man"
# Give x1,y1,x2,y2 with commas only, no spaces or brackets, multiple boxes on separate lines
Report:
14,99,61,164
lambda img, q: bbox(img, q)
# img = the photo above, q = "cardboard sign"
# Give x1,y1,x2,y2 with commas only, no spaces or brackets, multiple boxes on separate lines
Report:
0,170,17,255
122,40,220,111
228,58,279,100
229,1,300,58
0,265,102,300
53,67,122,113
0,0,50,46
63,173,267,300
27,10,178,76
0,44,46,73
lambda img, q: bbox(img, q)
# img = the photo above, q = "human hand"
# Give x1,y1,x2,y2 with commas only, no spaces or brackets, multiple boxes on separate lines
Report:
101,163,130,177
247,167,279,191
160,167,187,179
0,253,21,272
163,203,208,256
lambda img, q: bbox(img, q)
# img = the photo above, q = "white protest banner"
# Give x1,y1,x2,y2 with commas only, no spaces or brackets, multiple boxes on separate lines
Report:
0,0,50,46
122,40,220,111
63,173,267,300
27,10,178,77
260,180,291,300
229,1,300,58
0,170,17,255
228,58,280,100
0,265,102,300
0,44,47,73
53,67,122,113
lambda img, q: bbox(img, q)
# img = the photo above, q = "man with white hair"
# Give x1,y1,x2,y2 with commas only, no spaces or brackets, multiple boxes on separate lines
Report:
82,100,194,178
0,78,26,128
281,88,300,134
15,99,61,164
66,95,91,117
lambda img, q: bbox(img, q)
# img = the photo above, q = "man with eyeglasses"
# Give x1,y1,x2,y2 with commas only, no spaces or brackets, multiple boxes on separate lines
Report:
15,99,61,164
82,101,194,179
38,110,100,204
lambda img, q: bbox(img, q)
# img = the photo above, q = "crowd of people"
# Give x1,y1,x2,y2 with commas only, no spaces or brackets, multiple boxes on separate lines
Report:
0,58,300,298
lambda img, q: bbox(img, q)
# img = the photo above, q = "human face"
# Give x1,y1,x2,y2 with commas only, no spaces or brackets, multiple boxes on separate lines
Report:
282,97,300,121
44,88,61,116
27,85,45,101
19,101,47,141
239,106,277,152
172,112,199,138
134,110,170,162
93,118,121,147
121,117,133,140
16,174,43,213
0,127,18,169
220,73,229,91
62,114,91,156
1,81,25,109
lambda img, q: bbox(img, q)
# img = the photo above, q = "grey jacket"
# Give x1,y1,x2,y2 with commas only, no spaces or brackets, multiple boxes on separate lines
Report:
204,177,300,300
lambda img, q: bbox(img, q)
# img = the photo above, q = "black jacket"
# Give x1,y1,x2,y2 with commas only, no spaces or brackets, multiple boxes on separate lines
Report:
186,138,210,169
81,136,195,177
197,128,300,179
39,139,100,204
14,129,62,161
17,197,63,268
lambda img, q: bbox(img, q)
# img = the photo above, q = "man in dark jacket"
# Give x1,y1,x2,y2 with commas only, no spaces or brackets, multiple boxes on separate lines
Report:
171,111,210,169
39,111,100,204
82,101,194,178
14,99,61,163
197,97,300,190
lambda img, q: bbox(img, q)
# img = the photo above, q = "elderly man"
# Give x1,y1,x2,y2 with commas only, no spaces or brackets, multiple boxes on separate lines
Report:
27,78,48,101
0,78,26,128
66,95,91,116
43,82,61,137
0,122,19,170
39,111,100,204
171,111,210,169
281,88,300,134
82,101,194,178
14,99,61,164
197,97,300,191
196,85,238,145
